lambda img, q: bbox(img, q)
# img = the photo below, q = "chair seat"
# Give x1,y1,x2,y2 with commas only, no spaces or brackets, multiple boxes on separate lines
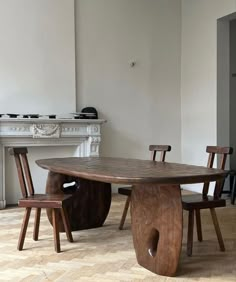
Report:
18,194,72,209
118,187,132,196
182,194,226,210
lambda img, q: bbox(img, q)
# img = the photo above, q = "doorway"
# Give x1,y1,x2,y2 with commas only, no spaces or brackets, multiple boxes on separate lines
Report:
217,12,236,170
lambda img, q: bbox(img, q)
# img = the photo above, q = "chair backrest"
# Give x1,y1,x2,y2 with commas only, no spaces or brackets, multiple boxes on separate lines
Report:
149,145,171,161
203,146,233,198
9,147,34,198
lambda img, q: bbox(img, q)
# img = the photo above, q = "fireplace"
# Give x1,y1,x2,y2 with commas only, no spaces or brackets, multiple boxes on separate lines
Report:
0,117,106,208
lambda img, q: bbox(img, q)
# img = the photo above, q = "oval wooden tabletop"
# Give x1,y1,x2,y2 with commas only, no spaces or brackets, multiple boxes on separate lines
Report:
36,157,228,185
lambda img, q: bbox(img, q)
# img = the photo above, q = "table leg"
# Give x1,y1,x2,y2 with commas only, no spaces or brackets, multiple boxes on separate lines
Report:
131,184,182,277
45,171,112,231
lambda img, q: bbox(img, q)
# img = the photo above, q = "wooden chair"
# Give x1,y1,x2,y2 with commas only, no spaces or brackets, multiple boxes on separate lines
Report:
118,145,171,230
9,147,73,253
182,146,233,256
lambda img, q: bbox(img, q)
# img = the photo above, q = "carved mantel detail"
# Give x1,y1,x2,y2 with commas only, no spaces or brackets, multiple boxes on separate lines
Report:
32,124,61,138
0,118,106,209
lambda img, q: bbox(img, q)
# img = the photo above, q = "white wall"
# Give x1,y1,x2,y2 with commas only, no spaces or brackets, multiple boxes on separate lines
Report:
181,0,236,165
0,0,183,203
75,0,182,162
0,0,76,115
0,0,77,204
6,0,236,201
181,0,236,192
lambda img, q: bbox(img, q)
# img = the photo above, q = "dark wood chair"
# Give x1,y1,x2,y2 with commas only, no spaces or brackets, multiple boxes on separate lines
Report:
118,145,171,230
9,147,73,253
182,146,233,256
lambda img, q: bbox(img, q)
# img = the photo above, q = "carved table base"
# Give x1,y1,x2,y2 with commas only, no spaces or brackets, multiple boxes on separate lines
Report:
131,184,182,277
45,171,112,231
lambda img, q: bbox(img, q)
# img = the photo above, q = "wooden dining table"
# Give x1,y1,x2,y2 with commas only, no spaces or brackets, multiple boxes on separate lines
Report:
36,157,228,277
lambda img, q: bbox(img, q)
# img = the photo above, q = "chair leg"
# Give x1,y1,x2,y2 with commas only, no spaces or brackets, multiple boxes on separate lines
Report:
33,208,41,241
210,208,225,252
60,207,73,243
187,210,194,256
18,207,31,251
231,175,236,205
195,209,202,242
119,195,131,230
52,209,61,253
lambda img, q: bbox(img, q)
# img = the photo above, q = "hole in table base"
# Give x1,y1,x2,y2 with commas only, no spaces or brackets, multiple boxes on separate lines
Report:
147,228,159,257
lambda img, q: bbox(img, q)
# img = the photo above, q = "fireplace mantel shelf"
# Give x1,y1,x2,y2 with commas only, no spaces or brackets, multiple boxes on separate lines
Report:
0,118,106,209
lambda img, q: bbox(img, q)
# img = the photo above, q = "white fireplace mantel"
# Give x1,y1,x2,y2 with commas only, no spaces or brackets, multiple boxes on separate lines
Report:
0,118,106,209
